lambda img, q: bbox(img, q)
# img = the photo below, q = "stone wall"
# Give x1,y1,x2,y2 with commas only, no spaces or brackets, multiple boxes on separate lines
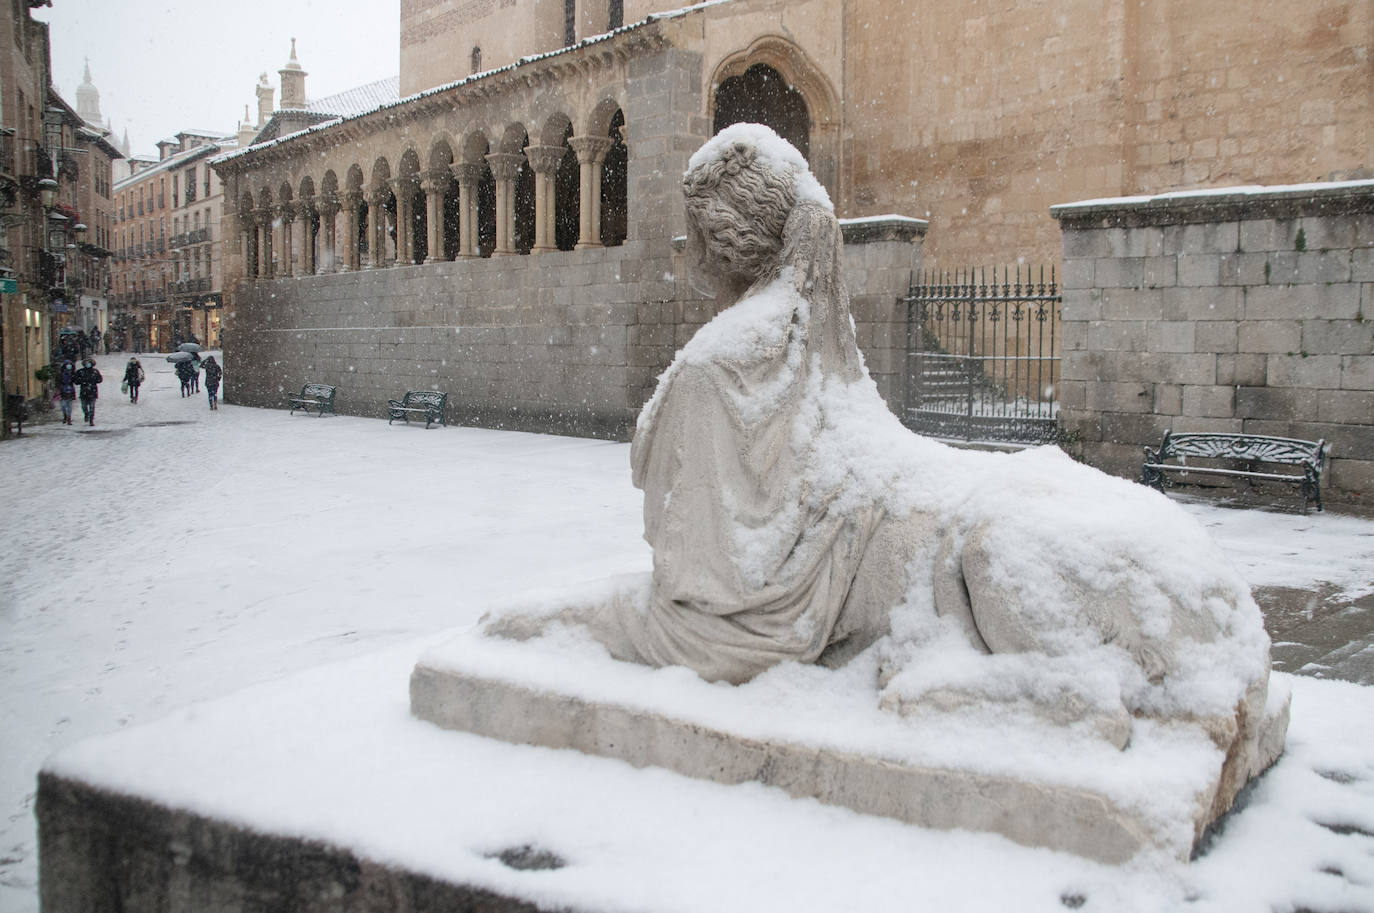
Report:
225,218,923,439
1052,181,1374,505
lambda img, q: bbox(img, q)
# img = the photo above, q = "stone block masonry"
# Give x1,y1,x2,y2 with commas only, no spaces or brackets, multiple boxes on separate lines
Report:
224,219,921,441
1052,181,1374,506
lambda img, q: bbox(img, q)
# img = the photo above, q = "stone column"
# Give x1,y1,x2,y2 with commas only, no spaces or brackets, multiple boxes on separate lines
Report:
391,177,417,265
295,198,316,275
523,145,563,253
240,218,255,279
485,152,523,256
277,202,296,278
568,136,613,250
450,163,482,258
365,189,388,269
421,170,449,262
255,208,275,279
317,193,340,273
339,191,361,272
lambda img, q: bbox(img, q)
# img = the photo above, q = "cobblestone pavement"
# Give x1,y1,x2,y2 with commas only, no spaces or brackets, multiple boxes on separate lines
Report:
1259,584,1374,686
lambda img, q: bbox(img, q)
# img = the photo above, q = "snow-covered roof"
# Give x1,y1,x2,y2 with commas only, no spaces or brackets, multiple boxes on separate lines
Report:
306,76,401,119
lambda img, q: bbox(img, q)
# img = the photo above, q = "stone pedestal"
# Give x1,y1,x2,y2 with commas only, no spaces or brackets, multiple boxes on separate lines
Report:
410,582,1292,865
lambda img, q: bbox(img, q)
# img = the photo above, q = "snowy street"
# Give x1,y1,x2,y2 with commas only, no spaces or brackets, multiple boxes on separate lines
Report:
3,353,1373,912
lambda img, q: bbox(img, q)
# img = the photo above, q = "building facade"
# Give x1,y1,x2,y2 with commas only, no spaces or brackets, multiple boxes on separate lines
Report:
110,131,231,352
1,1,120,436
216,0,1368,497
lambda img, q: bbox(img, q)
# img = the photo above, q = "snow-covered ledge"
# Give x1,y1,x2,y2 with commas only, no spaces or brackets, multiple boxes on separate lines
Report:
1051,179,1374,229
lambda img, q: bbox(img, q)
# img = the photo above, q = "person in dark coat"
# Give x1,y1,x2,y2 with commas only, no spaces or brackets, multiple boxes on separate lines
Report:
189,352,201,393
72,358,102,426
123,357,145,403
202,356,222,410
56,360,76,425
175,358,195,397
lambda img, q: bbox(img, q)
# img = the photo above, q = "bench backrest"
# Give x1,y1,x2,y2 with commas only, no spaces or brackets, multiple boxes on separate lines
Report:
301,383,336,400
403,390,446,408
1160,432,1325,466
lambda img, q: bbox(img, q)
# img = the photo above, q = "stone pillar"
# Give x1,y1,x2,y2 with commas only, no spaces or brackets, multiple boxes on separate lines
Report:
295,198,316,275
317,194,340,273
485,152,523,256
365,189,388,269
392,178,417,265
421,170,449,262
523,145,563,253
277,202,296,278
451,163,482,258
339,191,361,272
240,218,255,279
255,208,274,279
568,136,613,250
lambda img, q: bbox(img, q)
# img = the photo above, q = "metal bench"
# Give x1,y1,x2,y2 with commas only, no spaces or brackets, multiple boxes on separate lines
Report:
387,390,447,428
1142,431,1327,512
287,383,337,417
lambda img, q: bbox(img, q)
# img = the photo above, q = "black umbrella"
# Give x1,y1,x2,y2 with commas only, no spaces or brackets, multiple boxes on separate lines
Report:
178,342,204,353
166,352,194,363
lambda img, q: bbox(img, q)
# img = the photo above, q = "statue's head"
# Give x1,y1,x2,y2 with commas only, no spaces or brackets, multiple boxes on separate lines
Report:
682,124,830,294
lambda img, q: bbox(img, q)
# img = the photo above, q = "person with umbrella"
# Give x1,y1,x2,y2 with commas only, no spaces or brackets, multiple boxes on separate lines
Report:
123,356,145,404
179,342,204,394
174,356,195,397
202,355,222,410
72,357,102,426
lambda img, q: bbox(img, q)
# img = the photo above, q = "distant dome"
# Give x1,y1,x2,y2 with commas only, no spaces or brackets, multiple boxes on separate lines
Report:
76,59,102,125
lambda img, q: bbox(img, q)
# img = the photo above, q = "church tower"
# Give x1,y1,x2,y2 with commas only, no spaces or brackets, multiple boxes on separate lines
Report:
278,38,308,111
76,59,102,125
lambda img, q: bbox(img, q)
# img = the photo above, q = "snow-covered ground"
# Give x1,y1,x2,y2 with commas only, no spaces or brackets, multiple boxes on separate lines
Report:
2,353,1373,912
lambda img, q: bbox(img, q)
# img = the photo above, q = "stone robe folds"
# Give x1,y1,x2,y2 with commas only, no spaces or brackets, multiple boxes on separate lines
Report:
628,201,884,684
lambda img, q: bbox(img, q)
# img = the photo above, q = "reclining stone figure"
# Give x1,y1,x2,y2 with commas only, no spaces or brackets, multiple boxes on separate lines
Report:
484,123,1285,818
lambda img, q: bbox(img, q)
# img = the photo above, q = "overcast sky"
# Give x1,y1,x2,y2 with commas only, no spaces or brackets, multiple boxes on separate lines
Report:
36,0,400,159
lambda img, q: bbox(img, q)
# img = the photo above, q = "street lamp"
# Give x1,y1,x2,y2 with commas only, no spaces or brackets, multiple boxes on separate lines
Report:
37,177,57,210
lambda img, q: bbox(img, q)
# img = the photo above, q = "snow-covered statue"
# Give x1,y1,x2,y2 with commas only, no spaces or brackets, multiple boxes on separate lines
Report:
480,125,1285,821
611,124,1282,793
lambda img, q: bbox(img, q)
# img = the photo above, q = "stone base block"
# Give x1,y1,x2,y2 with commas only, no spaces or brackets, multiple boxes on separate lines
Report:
412,622,1291,866
36,772,561,913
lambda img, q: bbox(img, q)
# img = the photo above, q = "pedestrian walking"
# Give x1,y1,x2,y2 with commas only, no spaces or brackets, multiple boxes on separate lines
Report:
190,352,201,393
56,359,76,425
202,356,222,410
175,358,195,397
72,358,102,426
123,356,145,403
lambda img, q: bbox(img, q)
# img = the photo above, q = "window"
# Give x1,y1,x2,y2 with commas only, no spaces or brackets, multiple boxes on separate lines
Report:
185,168,197,204
609,0,622,29
203,166,209,199
564,0,575,45
471,46,481,74
172,174,179,208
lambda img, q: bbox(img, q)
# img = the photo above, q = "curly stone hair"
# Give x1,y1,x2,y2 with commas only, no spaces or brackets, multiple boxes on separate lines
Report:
682,138,799,286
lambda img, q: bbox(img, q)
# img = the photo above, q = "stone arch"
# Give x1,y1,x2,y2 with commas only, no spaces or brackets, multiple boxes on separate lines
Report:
496,122,528,155
426,137,458,260
460,131,496,258
708,36,841,193
428,135,456,171
601,108,627,246
555,121,578,251
540,111,573,148
584,95,623,140
298,174,315,200
239,190,260,277
344,164,365,193
713,63,810,158
396,148,425,263
298,176,318,273
320,170,339,197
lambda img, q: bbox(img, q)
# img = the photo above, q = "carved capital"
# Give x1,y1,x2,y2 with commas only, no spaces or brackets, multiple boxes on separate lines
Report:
254,207,274,227
315,193,340,218
364,188,388,207
523,144,565,175
420,169,451,195
568,135,614,165
450,162,484,186
277,201,297,222
294,196,316,220
484,152,524,182
339,189,363,209
390,175,419,198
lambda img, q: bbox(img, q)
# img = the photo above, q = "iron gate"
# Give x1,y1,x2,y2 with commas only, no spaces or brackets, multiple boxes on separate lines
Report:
901,265,1061,445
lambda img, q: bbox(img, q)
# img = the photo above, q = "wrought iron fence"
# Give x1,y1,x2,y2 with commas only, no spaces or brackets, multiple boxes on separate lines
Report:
902,265,1061,445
